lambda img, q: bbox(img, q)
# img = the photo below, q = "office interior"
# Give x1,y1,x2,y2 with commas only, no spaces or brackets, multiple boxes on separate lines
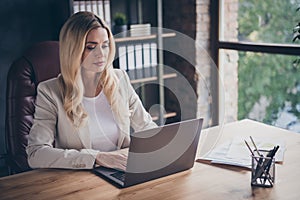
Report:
0,0,299,179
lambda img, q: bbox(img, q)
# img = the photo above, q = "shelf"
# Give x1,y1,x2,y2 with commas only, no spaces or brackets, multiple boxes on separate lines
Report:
126,67,178,84
151,112,177,121
130,73,177,84
114,32,176,43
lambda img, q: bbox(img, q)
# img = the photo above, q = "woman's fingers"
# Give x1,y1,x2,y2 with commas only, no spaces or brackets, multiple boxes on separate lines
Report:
96,148,128,171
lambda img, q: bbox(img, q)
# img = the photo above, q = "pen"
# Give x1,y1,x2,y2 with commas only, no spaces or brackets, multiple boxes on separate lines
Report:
249,136,264,182
250,136,261,156
244,140,255,156
244,140,261,164
262,145,279,184
264,145,279,172
268,145,279,158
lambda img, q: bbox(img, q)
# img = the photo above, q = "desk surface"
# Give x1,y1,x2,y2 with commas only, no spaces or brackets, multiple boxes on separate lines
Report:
1,119,300,200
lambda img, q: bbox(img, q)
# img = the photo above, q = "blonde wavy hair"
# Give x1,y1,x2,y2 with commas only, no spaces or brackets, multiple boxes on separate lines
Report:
59,11,117,127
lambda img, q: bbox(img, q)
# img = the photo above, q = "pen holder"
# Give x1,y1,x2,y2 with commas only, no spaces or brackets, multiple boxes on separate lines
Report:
251,150,275,188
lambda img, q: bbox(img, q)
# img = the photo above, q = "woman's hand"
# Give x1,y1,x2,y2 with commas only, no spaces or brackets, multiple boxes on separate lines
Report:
95,148,128,171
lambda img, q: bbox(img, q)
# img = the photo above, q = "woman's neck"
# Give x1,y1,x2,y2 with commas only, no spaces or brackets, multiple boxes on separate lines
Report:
81,71,102,97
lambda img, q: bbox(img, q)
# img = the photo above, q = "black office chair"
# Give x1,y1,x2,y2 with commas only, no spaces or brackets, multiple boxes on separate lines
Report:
5,41,60,174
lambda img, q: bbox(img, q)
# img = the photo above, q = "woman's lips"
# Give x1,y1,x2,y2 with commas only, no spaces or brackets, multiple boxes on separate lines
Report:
94,61,105,66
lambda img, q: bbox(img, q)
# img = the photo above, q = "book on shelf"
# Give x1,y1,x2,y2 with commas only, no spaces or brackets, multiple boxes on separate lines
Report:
130,23,151,37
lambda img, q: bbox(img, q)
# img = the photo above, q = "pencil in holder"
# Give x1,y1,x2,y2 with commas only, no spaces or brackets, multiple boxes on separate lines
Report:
251,150,275,188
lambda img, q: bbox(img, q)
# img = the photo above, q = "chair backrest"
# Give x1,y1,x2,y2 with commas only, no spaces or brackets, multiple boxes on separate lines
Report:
5,41,60,174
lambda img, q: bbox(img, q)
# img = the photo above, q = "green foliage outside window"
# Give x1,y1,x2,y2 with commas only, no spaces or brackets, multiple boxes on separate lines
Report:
238,0,300,124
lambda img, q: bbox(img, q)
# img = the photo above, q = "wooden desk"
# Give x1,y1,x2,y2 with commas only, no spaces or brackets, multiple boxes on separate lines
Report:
1,119,300,200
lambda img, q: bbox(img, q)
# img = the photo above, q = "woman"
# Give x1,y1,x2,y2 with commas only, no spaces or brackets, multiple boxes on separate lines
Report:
26,11,157,171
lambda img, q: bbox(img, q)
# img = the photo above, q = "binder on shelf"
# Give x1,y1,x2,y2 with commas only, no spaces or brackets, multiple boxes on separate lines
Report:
73,1,111,27
117,42,158,80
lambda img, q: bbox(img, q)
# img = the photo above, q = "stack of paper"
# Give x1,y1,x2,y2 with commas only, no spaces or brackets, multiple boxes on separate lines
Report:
197,136,286,169
130,24,151,37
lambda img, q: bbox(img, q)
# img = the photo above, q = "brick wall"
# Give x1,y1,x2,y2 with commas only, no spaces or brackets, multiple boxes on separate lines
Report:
195,0,238,126
195,0,211,127
163,0,238,125
219,0,239,123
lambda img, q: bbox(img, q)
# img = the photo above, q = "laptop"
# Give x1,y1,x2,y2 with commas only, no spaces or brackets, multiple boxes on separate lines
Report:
93,118,203,188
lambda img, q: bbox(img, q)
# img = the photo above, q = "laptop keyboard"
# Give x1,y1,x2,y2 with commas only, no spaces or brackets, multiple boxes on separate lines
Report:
110,171,125,182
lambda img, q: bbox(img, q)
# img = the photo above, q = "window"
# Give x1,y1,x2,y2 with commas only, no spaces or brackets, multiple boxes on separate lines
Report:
214,0,300,132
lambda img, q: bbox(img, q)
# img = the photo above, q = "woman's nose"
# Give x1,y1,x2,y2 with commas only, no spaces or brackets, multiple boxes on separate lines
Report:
94,45,104,57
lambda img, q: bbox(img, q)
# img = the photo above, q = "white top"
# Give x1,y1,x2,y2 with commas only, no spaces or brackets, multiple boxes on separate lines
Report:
82,91,119,152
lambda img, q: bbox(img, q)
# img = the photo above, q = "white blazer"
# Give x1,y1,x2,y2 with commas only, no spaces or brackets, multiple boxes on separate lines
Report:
26,69,157,169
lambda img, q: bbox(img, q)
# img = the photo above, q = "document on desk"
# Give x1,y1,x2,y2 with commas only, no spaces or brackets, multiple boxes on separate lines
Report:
197,136,286,169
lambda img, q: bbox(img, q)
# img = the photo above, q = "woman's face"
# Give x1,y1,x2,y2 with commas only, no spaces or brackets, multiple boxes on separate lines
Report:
81,27,110,73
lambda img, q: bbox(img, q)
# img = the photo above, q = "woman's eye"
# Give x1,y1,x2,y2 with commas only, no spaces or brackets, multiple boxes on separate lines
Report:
86,46,96,50
102,44,109,49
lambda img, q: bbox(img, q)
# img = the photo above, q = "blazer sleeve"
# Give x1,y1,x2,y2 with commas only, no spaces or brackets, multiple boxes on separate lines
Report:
121,70,158,131
26,81,99,169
